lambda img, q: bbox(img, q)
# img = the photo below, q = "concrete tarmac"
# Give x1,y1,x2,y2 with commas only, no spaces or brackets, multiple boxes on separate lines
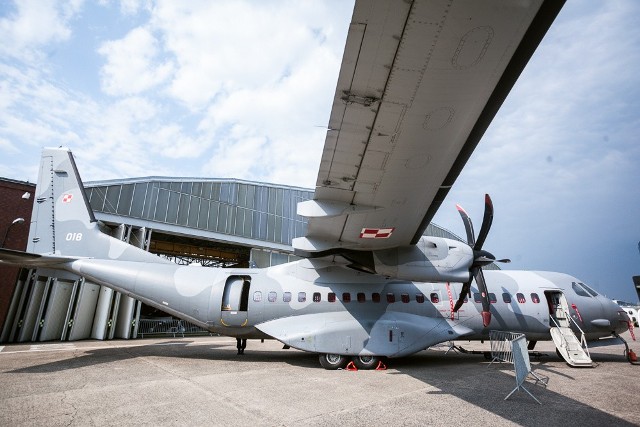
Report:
1,333,639,426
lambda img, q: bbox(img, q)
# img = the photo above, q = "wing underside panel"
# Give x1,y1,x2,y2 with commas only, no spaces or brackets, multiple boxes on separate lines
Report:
295,0,564,254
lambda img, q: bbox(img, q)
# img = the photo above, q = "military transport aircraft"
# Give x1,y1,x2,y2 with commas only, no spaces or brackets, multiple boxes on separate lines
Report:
0,0,634,369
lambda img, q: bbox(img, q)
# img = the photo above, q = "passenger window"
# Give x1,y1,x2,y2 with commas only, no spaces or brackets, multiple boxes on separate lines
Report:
357,292,366,303
531,293,540,304
298,292,306,302
516,293,526,304
386,293,395,303
283,292,291,302
489,293,497,304
502,293,511,303
430,292,439,303
372,293,381,303
342,292,351,303
572,282,591,297
253,291,262,302
579,282,599,297
416,293,425,303
328,292,336,303
401,293,410,303
313,292,321,302
473,293,481,303
268,291,277,302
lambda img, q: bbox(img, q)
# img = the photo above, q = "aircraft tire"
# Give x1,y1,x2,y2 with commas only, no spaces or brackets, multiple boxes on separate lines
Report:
319,354,348,370
352,355,380,370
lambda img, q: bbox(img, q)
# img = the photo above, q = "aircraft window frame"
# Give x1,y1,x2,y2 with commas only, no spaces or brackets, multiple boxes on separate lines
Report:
430,292,439,304
283,292,291,303
516,293,526,304
579,282,599,297
531,293,540,304
268,291,277,303
416,293,425,303
473,293,481,303
489,293,497,304
313,292,321,303
386,293,395,303
328,292,336,303
502,293,511,303
401,293,410,304
372,293,381,303
298,292,306,303
572,282,591,297
253,291,262,302
357,293,366,303
342,292,351,303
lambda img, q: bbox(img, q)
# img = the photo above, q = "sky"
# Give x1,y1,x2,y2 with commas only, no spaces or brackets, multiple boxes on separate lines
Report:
1,0,639,303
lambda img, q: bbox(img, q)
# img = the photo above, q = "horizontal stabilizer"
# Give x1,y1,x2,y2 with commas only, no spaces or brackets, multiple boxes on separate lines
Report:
0,248,78,267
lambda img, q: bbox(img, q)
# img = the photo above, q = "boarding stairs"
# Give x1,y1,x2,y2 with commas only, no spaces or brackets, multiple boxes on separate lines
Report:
549,302,592,367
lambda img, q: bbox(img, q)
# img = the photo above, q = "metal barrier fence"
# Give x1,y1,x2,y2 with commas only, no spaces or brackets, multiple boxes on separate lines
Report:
137,319,211,338
489,330,525,366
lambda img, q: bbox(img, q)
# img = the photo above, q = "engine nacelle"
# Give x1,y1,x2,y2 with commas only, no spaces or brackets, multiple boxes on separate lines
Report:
372,236,473,283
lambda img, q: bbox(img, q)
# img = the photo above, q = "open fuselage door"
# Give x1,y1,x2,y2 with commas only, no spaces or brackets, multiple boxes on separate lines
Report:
221,276,251,327
545,291,592,367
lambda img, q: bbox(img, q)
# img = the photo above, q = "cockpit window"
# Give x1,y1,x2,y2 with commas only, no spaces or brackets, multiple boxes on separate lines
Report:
579,282,599,297
572,282,591,297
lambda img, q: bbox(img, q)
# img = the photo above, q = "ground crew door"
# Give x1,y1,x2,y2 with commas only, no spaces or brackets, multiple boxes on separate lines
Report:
220,276,250,327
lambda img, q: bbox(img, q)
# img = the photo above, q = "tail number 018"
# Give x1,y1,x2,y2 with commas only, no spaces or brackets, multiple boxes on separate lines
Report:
65,233,83,241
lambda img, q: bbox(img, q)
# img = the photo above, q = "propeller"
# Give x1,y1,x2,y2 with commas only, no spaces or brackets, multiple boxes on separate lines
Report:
452,194,510,327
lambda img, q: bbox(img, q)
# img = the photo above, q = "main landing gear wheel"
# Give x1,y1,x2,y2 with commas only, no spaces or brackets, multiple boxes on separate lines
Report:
352,355,381,370
319,354,349,370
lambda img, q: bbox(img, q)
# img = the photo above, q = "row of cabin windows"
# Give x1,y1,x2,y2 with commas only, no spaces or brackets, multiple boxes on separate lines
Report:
253,291,544,305
473,292,541,304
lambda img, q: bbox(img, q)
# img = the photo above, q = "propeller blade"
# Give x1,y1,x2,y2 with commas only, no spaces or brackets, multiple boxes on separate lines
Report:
456,204,475,246
475,267,492,327
495,258,511,264
453,279,473,312
474,194,493,250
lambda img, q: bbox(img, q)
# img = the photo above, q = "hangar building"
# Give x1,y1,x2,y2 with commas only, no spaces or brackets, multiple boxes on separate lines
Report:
0,176,464,343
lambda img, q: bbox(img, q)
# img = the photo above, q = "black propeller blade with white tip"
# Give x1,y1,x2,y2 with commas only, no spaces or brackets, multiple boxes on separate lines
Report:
452,194,510,327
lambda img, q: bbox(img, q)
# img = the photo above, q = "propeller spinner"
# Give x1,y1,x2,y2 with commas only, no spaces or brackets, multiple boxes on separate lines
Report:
452,194,510,327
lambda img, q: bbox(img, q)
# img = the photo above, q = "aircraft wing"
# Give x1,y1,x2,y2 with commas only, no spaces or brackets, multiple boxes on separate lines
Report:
294,0,564,255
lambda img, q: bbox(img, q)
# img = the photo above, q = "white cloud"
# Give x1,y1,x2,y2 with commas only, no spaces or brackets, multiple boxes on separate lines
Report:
0,0,83,62
98,26,174,96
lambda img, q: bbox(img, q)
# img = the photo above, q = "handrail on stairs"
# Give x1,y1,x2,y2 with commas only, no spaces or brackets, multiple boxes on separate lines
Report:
549,312,590,359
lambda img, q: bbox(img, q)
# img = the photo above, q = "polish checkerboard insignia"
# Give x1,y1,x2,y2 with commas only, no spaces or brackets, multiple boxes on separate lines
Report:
62,194,73,203
359,227,395,239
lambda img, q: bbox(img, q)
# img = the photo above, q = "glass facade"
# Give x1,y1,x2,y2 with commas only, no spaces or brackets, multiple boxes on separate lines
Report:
86,179,313,246
85,178,471,260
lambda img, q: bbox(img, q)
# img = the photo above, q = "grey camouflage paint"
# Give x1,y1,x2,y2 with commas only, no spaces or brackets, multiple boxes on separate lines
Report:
0,148,631,359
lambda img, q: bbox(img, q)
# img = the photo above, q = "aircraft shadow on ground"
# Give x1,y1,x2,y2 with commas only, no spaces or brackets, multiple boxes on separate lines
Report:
7,342,635,426
391,350,635,427
8,339,319,374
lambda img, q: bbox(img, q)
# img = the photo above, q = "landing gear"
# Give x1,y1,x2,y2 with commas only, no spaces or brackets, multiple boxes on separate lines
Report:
318,354,384,370
236,338,247,355
318,354,349,370
352,355,381,370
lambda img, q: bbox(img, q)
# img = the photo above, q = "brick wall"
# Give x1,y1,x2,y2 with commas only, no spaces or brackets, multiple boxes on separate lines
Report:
0,179,35,333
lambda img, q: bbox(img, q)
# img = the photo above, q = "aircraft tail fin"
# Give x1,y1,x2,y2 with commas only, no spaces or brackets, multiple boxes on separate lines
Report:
26,147,166,264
